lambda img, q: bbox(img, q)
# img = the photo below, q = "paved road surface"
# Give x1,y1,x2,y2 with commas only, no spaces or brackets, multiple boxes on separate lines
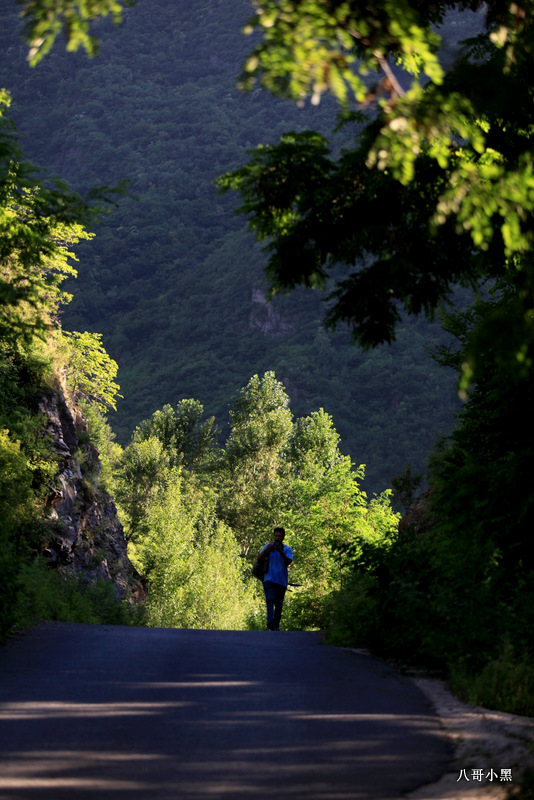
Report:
0,623,451,799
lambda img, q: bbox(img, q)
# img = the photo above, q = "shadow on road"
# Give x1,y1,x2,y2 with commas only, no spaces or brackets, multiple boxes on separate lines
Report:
0,624,452,799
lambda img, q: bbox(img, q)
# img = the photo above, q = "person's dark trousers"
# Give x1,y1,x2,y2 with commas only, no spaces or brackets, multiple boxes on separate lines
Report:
263,580,287,630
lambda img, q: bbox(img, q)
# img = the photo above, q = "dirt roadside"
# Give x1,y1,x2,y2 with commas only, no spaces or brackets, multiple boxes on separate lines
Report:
407,676,534,800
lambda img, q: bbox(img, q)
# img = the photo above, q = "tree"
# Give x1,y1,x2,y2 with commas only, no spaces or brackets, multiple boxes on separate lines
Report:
289,407,346,479
0,1,141,635
116,401,219,561
427,287,534,654
0,430,35,634
391,463,423,513
132,400,219,471
219,0,534,380
113,379,400,632
0,91,98,347
2,2,127,347
59,330,121,411
114,435,170,544
280,408,399,628
141,471,253,630
218,372,294,555
322,285,534,704
16,0,133,65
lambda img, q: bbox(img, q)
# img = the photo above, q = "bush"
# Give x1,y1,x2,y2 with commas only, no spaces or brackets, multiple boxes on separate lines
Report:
450,639,534,717
323,574,380,647
0,429,35,637
13,559,134,628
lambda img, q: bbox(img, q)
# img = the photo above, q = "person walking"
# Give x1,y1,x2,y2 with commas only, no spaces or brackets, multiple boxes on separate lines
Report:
258,527,293,631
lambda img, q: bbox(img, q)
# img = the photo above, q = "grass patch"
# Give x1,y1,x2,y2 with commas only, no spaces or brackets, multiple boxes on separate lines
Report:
450,639,534,716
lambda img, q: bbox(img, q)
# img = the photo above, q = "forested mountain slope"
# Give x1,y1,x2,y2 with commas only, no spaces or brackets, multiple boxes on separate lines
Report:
0,0,459,493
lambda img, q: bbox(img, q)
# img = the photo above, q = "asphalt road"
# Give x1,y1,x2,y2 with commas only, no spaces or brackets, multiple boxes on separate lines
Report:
0,623,452,799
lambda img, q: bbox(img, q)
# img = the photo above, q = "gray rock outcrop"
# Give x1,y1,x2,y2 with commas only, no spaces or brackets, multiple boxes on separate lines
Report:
38,388,144,603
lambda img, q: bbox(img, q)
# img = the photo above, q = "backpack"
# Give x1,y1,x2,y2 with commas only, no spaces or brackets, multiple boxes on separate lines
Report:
252,549,270,581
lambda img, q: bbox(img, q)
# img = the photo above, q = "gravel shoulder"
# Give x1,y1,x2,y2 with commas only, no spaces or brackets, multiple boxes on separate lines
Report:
406,676,534,800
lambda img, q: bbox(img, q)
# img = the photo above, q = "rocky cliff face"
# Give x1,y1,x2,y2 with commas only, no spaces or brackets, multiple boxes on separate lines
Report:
38,388,144,603
249,289,294,337
398,488,434,537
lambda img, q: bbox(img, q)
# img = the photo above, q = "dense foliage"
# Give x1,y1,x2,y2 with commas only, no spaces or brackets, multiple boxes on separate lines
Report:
18,0,133,65
0,0,460,494
0,85,129,635
3,0,534,729
114,371,400,631
325,287,534,714
220,0,534,713
2,1,400,640
226,0,534,373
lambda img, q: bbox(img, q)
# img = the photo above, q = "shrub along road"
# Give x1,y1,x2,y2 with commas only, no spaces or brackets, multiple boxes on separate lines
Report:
0,623,451,799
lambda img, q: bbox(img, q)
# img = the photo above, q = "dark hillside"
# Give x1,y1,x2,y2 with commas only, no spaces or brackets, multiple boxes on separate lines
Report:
0,0,459,492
